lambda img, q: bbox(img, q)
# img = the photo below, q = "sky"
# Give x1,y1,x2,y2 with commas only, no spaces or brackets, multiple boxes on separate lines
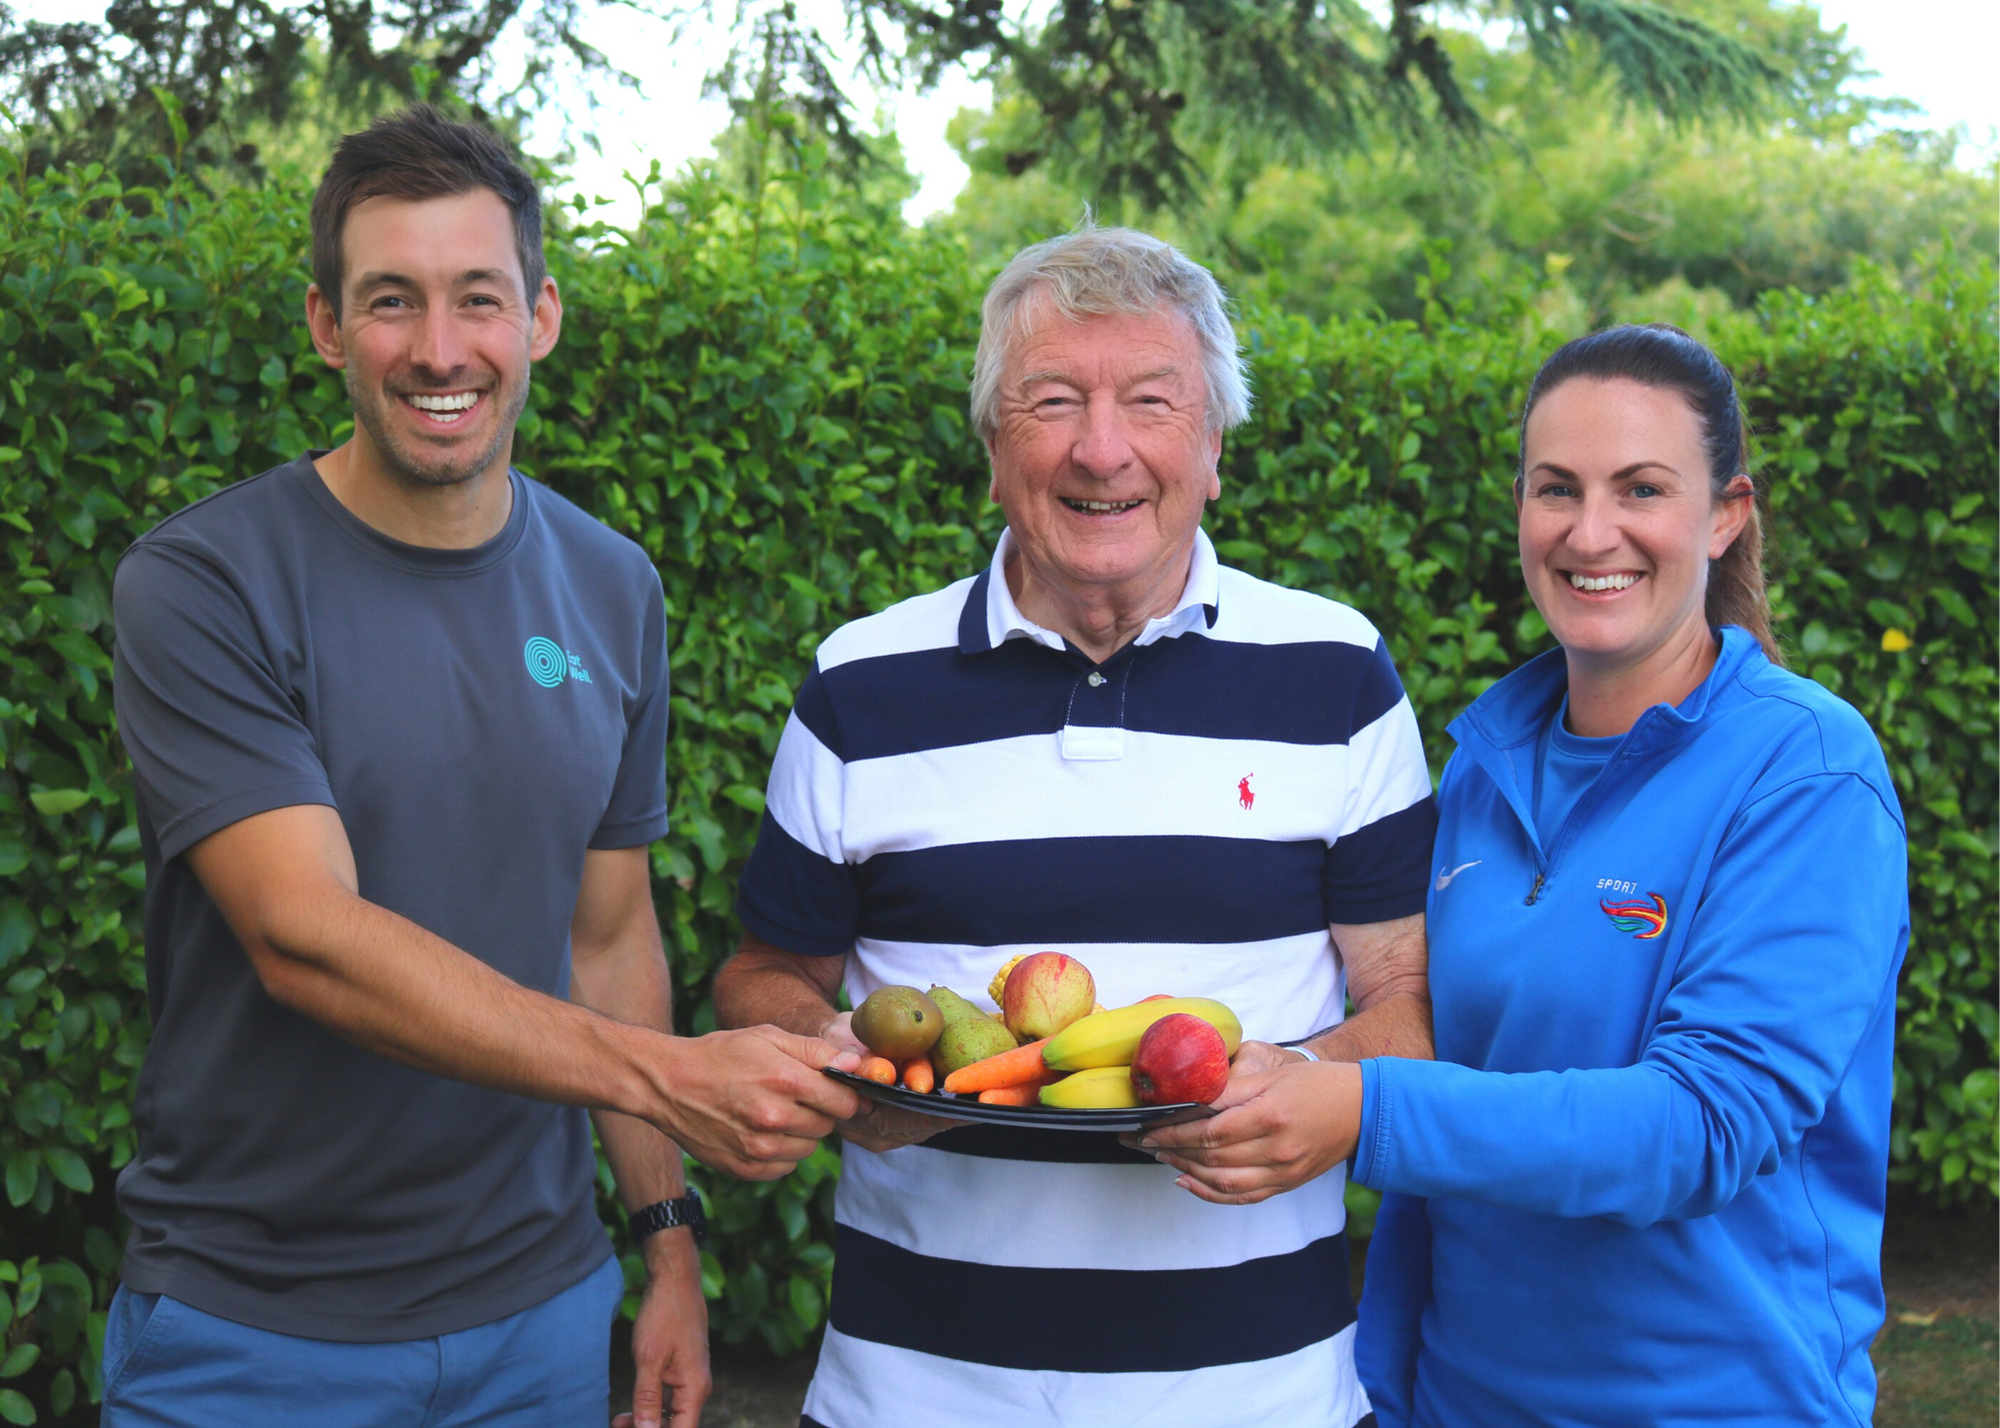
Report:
506,0,999,222
13,0,1998,225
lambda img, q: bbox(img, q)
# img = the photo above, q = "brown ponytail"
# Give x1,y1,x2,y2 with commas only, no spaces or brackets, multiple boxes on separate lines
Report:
1519,323,1782,665
1706,480,1778,663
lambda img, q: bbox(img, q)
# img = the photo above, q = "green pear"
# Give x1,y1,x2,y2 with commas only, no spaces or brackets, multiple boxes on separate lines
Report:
932,1013,1020,1079
926,985,986,1028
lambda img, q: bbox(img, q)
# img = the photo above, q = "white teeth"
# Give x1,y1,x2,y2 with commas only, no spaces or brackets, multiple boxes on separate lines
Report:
1569,573,1638,592
407,392,480,413
1064,499,1141,513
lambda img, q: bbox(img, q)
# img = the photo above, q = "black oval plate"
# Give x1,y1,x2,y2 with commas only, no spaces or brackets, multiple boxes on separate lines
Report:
824,1068,1214,1133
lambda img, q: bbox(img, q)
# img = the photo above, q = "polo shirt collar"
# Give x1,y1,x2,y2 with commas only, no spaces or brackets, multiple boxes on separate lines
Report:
957,527,1222,656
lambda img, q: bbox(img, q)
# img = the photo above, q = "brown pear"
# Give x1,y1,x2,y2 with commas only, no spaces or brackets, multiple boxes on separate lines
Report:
850,986,944,1060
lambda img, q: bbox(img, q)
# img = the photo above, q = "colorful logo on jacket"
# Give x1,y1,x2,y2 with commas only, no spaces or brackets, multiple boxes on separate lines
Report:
1237,774,1255,810
524,637,593,688
1600,893,1669,940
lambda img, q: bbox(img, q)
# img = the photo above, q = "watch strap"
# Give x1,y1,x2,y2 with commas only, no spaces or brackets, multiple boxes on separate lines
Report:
1279,1041,1322,1064
629,1189,707,1246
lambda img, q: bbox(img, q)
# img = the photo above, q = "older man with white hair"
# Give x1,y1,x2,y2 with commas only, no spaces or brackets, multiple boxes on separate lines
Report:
714,225,1436,1427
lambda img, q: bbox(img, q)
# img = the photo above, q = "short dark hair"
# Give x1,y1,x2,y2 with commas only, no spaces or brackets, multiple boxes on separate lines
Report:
310,105,544,321
1518,323,1781,665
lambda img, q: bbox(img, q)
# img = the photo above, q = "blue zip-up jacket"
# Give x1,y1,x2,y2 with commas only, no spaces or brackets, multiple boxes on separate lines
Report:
1352,627,1908,1427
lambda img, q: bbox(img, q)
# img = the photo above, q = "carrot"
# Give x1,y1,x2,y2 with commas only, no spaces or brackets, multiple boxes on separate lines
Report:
857,1056,897,1085
941,1037,1054,1094
977,1084,1045,1106
901,1055,936,1095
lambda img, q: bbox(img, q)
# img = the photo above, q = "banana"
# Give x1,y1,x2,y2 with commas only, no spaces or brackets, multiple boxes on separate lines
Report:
1041,997,1244,1072
1038,1065,1140,1109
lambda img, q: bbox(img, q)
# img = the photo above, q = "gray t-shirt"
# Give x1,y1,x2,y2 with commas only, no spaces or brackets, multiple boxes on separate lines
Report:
110,453,670,1341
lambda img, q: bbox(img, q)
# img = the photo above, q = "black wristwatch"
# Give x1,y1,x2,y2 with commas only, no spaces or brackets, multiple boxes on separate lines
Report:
629,1189,707,1246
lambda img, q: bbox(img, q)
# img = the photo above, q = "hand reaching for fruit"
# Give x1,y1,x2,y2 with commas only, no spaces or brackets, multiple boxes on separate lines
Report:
823,1009,964,1152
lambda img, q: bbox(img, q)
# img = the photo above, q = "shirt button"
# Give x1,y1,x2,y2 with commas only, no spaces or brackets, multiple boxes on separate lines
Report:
1087,672,1105,687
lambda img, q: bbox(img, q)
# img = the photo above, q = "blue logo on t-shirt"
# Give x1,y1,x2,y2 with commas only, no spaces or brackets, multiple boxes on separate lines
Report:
524,637,567,687
524,636,595,688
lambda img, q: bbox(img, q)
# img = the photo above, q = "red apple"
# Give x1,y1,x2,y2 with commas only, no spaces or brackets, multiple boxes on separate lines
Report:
1002,952,1096,1041
1130,1013,1231,1105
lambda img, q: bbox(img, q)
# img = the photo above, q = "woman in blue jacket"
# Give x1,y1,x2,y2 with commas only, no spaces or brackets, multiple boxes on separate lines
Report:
1140,324,1908,1425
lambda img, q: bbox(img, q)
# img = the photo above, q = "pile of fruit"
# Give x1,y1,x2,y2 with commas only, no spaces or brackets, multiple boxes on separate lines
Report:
848,953,1242,1110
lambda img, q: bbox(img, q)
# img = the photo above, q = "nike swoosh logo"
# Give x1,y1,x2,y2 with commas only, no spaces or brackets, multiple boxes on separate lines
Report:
1435,860,1483,891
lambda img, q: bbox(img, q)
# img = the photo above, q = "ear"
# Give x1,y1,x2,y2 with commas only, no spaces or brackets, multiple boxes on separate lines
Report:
1206,426,1222,501
304,284,347,370
528,276,563,361
1709,474,1754,560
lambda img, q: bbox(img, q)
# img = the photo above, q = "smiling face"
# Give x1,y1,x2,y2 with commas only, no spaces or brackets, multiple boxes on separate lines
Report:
1518,376,1750,679
986,303,1221,628
306,188,559,490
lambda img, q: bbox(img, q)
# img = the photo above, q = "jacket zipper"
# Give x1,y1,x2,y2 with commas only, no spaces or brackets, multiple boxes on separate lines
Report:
1525,871,1545,906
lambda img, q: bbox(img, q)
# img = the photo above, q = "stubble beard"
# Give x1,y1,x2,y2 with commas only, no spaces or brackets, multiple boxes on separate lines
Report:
346,368,531,490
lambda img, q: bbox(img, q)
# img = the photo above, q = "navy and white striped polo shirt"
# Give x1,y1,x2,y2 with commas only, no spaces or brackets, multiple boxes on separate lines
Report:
738,528,1436,1428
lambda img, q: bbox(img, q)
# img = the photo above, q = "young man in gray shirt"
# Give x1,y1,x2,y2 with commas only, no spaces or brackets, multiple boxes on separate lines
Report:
106,106,861,1428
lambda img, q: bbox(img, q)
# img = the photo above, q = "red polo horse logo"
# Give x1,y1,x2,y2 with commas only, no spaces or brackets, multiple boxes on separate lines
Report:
1238,774,1255,810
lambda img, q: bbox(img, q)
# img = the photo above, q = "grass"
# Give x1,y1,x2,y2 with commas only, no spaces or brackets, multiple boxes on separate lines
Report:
1870,1188,1997,1428
1873,1308,1999,1426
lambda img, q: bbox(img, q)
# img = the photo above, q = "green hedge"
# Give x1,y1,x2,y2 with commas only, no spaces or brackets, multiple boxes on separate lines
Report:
0,151,1991,1421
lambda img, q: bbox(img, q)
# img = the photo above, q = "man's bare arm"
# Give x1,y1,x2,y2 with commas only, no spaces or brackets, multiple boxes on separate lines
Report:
568,846,710,1428
188,804,861,1180
711,932,845,1041
714,932,960,1153
567,845,689,1212
1296,912,1432,1063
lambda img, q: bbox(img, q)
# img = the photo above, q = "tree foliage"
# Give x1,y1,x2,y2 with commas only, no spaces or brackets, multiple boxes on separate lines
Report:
938,0,1995,324
804,0,1779,203
2,0,1785,199
0,147,1991,1422
0,0,623,177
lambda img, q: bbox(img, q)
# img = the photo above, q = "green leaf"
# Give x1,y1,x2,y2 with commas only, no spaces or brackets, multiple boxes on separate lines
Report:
0,1344,37,1379
3,1155,37,1209
1931,588,1977,628
28,789,90,817
0,840,27,878
0,903,34,968
786,1272,821,1325
43,1148,92,1194
0,1387,33,1425
46,630,111,670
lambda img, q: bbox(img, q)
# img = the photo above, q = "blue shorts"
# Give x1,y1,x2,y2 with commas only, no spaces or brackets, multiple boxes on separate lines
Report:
101,1254,624,1428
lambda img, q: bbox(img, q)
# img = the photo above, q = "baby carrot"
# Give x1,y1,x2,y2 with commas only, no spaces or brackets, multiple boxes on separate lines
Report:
941,1037,1054,1094
857,1056,897,1085
977,1084,1044,1106
901,1055,936,1095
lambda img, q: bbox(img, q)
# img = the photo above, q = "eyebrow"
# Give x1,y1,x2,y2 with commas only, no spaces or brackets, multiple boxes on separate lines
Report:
1527,459,1682,481
352,268,513,291
1016,364,1184,388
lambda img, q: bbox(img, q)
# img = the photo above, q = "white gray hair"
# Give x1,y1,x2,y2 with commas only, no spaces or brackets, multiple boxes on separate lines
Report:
969,223,1252,442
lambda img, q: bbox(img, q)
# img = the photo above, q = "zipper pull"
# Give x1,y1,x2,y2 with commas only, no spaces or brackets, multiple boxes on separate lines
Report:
1524,872,1545,906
